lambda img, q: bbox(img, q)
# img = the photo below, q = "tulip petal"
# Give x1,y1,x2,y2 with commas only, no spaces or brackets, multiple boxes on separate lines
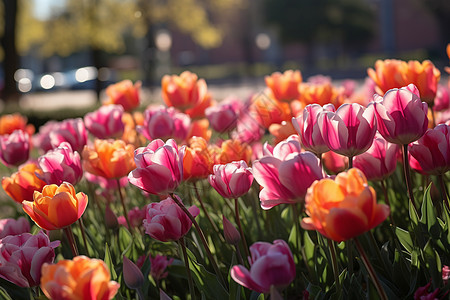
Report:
230,265,265,293
325,207,368,242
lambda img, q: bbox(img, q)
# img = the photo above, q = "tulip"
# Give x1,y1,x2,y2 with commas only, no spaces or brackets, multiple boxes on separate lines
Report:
143,195,199,242
301,168,390,242
253,137,325,209
434,84,450,112
265,70,302,102
2,162,46,204
0,217,30,239
443,265,450,285
367,59,409,96
104,80,141,112
0,113,34,135
183,137,215,180
123,255,144,290
414,282,440,300
22,182,88,230
353,135,399,181
409,124,450,175
214,139,252,165
105,205,119,230
0,130,30,167
205,101,240,133
231,113,265,144
138,106,190,142
149,254,174,281
372,84,428,145
405,60,441,105
231,239,295,293
48,118,88,153
84,104,125,139
268,121,297,145
222,215,241,246
292,104,335,156
82,139,136,179
318,103,377,159
298,82,341,107
186,118,212,142
322,151,348,174
248,92,292,129
40,255,120,300
161,71,208,111
121,111,147,148
84,172,129,190
118,206,146,229
129,139,184,196
185,93,213,119
37,142,83,185
209,160,253,199
0,231,59,287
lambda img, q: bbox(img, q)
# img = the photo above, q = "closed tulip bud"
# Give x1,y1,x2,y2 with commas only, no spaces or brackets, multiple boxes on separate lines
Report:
22,182,88,230
37,142,83,185
84,104,125,139
0,130,30,167
104,80,141,112
123,255,144,290
0,231,60,287
372,84,428,145
105,205,119,230
231,240,295,293
302,168,390,242
209,161,253,199
40,256,120,300
129,139,184,196
0,217,30,238
222,215,240,245
162,71,207,111
143,195,199,242
2,162,46,204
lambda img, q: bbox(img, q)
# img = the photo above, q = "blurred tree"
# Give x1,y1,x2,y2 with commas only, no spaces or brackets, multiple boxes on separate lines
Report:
1,0,19,102
418,0,450,52
263,0,375,66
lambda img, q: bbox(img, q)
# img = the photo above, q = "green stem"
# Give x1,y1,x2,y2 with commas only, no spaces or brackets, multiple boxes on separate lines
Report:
171,194,226,287
380,180,395,226
402,144,417,213
354,238,388,300
348,155,353,169
329,240,341,295
179,238,196,299
439,174,450,211
63,226,79,257
234,198,250,259
78,219,90,256
193,181,220,234
117,180,131,229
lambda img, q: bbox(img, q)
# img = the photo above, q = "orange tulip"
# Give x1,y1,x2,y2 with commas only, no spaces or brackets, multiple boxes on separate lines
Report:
104,80,141,112
162,71,208,111
215,139,252,165
82,139,136,179
367,59,408,96
268,121,297,144
301,168,389,242
2,162,46,204
265,70,302,102
249,92,292,129
121,112,146,147
185,93,214,119
22,183,88,230
0,113,35,135
40,255,119,300
186,118,212,142
298,82,342,107
406,60,441,105
183,137,215,180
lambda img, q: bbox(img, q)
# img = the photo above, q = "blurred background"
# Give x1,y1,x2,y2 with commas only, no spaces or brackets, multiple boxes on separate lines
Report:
0,0,449,110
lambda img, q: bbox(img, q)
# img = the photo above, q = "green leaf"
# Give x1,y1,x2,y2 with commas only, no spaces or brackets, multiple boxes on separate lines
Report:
0,286,14,300
395,227,413,253
118,226,133,257
409,199,419,227
104,243,117,280
422,240,442,287
228,253,242,300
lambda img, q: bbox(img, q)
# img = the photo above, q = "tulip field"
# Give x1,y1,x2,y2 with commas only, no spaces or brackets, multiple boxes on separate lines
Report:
0,46,450,300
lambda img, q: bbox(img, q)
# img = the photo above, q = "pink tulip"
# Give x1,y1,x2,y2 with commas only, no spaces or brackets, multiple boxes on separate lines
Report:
434,84,450,112
37,142,83,185
128,139,185,196
0,231,60,287
231,113,265,144
292,104,335,155
138,106,190,142
318,103,377,158
143,195,199,242
253,137,325,209
84,104,124,139
409,124,450,175
205,97,242,133
372,84,428,145
354,134,399,181
322,151,348,174
0,130,30,167
36,118,87,153
118,206,146,229
84,172,129,190
222,215,241,245
0,217,30,239
231,239,295,293
149,254,174,281
208,160,253,199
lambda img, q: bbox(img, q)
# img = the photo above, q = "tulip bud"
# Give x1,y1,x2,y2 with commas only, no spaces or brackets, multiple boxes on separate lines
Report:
105,205,119,230
123,255,144,290
222,215,240,245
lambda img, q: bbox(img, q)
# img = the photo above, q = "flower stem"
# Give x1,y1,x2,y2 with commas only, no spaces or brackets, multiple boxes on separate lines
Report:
78,219,90,256
171,194,226,287
193,181,220,234
179,238,196,299
63,226,79,257
381,180,395,226
402,144,417,212
117,180,131,229
348,155,353,169
329,239,341,295
234,198,250,259
354,238,387,300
